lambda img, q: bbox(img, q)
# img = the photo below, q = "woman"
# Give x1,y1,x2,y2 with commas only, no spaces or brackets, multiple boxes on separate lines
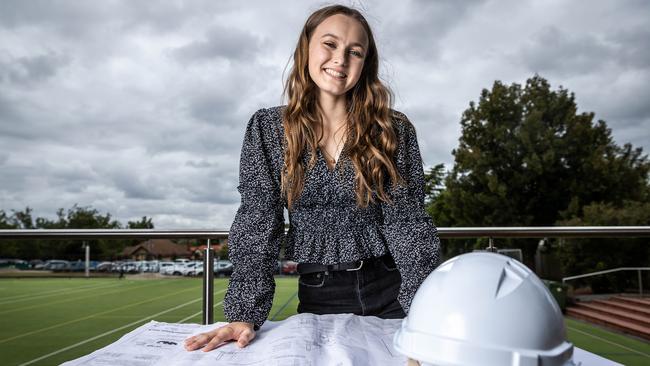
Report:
184,4,440,352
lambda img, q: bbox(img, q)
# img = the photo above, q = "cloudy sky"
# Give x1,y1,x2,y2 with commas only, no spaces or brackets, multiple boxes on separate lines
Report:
0,0,648,229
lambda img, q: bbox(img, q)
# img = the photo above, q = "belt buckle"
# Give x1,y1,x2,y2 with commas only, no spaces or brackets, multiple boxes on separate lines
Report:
345,260,364,271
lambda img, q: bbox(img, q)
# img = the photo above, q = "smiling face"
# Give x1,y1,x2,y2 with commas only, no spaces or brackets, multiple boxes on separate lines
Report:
307,14,369,100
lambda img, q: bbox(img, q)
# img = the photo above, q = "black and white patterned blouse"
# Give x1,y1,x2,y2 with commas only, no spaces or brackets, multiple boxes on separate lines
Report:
224,105,441,328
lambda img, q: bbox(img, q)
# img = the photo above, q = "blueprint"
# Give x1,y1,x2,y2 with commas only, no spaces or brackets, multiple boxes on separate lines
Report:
61,313,621,366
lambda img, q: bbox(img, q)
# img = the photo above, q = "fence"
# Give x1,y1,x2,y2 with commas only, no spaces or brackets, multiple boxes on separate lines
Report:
1,226,649,324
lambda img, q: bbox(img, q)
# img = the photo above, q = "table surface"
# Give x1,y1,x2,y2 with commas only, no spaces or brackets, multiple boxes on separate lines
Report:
62,314,622,366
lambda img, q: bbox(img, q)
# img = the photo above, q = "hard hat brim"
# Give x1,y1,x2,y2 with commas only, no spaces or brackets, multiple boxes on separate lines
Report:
393,320,575,366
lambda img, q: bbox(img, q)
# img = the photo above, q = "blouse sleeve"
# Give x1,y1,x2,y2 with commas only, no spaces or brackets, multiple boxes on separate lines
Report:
223,108,284,329
381,112,441,314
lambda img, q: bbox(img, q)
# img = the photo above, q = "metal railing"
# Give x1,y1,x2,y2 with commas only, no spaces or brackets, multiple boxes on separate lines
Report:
563,267,650,297
1,226,649,324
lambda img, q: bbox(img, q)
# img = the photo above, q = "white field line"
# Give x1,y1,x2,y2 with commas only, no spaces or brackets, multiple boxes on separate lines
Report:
0,282,122,305
0,284,200,344
0,282,108,302
0,280,169,315
567,325,650,358
18,296,206,366
177,299,225,323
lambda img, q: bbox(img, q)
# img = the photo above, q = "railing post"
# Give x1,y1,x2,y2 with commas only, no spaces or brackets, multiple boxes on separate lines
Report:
203,238,214,325
84,242,90,278
486,237,497,252
637,269,643,297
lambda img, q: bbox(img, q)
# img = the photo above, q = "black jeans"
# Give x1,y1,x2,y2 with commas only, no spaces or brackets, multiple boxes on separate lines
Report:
297,255,406,319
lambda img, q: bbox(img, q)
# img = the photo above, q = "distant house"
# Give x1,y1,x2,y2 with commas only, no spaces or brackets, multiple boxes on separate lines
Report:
190,238,228,259
122,239,191,260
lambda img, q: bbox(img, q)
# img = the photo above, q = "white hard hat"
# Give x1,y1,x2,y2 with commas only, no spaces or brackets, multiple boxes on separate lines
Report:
393,252,575,366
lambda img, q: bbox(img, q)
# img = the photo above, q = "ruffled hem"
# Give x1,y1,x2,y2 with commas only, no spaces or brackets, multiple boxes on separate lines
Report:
286,223,389,264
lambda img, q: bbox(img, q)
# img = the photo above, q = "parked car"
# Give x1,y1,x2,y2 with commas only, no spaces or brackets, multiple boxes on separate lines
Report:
145,260,159,272
214,260,233,277
12,259,29,270
68,261,86,272
158,261,174,274
122,262,138,274
161,263,178,275
0,259,29,269
190,263,204,277
44,260,71,271
171,262,189,276
180,262,199,276
96,261,114,272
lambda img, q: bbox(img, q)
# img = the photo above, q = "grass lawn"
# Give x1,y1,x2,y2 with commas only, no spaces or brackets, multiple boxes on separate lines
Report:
566,317,650,365
0,277,299,365
0,278,647,365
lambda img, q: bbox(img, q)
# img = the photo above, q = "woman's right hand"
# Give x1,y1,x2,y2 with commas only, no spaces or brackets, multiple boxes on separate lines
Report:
183,321,256,352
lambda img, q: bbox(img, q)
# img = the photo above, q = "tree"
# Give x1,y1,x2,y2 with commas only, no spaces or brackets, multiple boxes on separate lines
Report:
218,243,229,261
128,216,154,229
12,207,35,229
0,205,157,260
423,164,446,204
429,75,649,262
58,205,123,259
0,210,18,229
424,165,455,241
557,201,650,292
0,210,19,258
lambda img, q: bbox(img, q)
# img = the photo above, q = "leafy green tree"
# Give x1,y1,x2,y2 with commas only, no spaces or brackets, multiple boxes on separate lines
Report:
557,201,650,292
424,165,459,256
429,75,649,262
218,243,229,261
0,210,19,257
423,164,446,204
0,210,18,229
0,208,37,258
12,207,35,229
58,205,122,259
0,205,157,260
128,216,154,229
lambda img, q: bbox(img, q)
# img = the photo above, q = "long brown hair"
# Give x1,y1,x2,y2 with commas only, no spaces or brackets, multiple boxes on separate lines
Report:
281,4,404,210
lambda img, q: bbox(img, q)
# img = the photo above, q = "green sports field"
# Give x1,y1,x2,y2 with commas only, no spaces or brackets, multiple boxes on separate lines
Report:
0,278,648,366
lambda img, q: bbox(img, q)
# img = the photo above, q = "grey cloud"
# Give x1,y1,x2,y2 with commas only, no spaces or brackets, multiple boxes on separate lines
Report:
0,1,106,31
50,168,97,194
171,25,265,64
0,52,70,87
520,24,650,77
187,92,241,125
110,170,166,200
379,0,485,62
0,92,23,125
403,105,459,167
607,27,650,70
0,165,29,196
520,26,618,76
185,159,214,169
608,85,650,122
146,120,243,157
1,0,649,229
185,171,240,205
0,0,234,37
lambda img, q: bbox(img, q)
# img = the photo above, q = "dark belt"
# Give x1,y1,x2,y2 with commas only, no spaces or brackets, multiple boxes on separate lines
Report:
297,254,394,275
